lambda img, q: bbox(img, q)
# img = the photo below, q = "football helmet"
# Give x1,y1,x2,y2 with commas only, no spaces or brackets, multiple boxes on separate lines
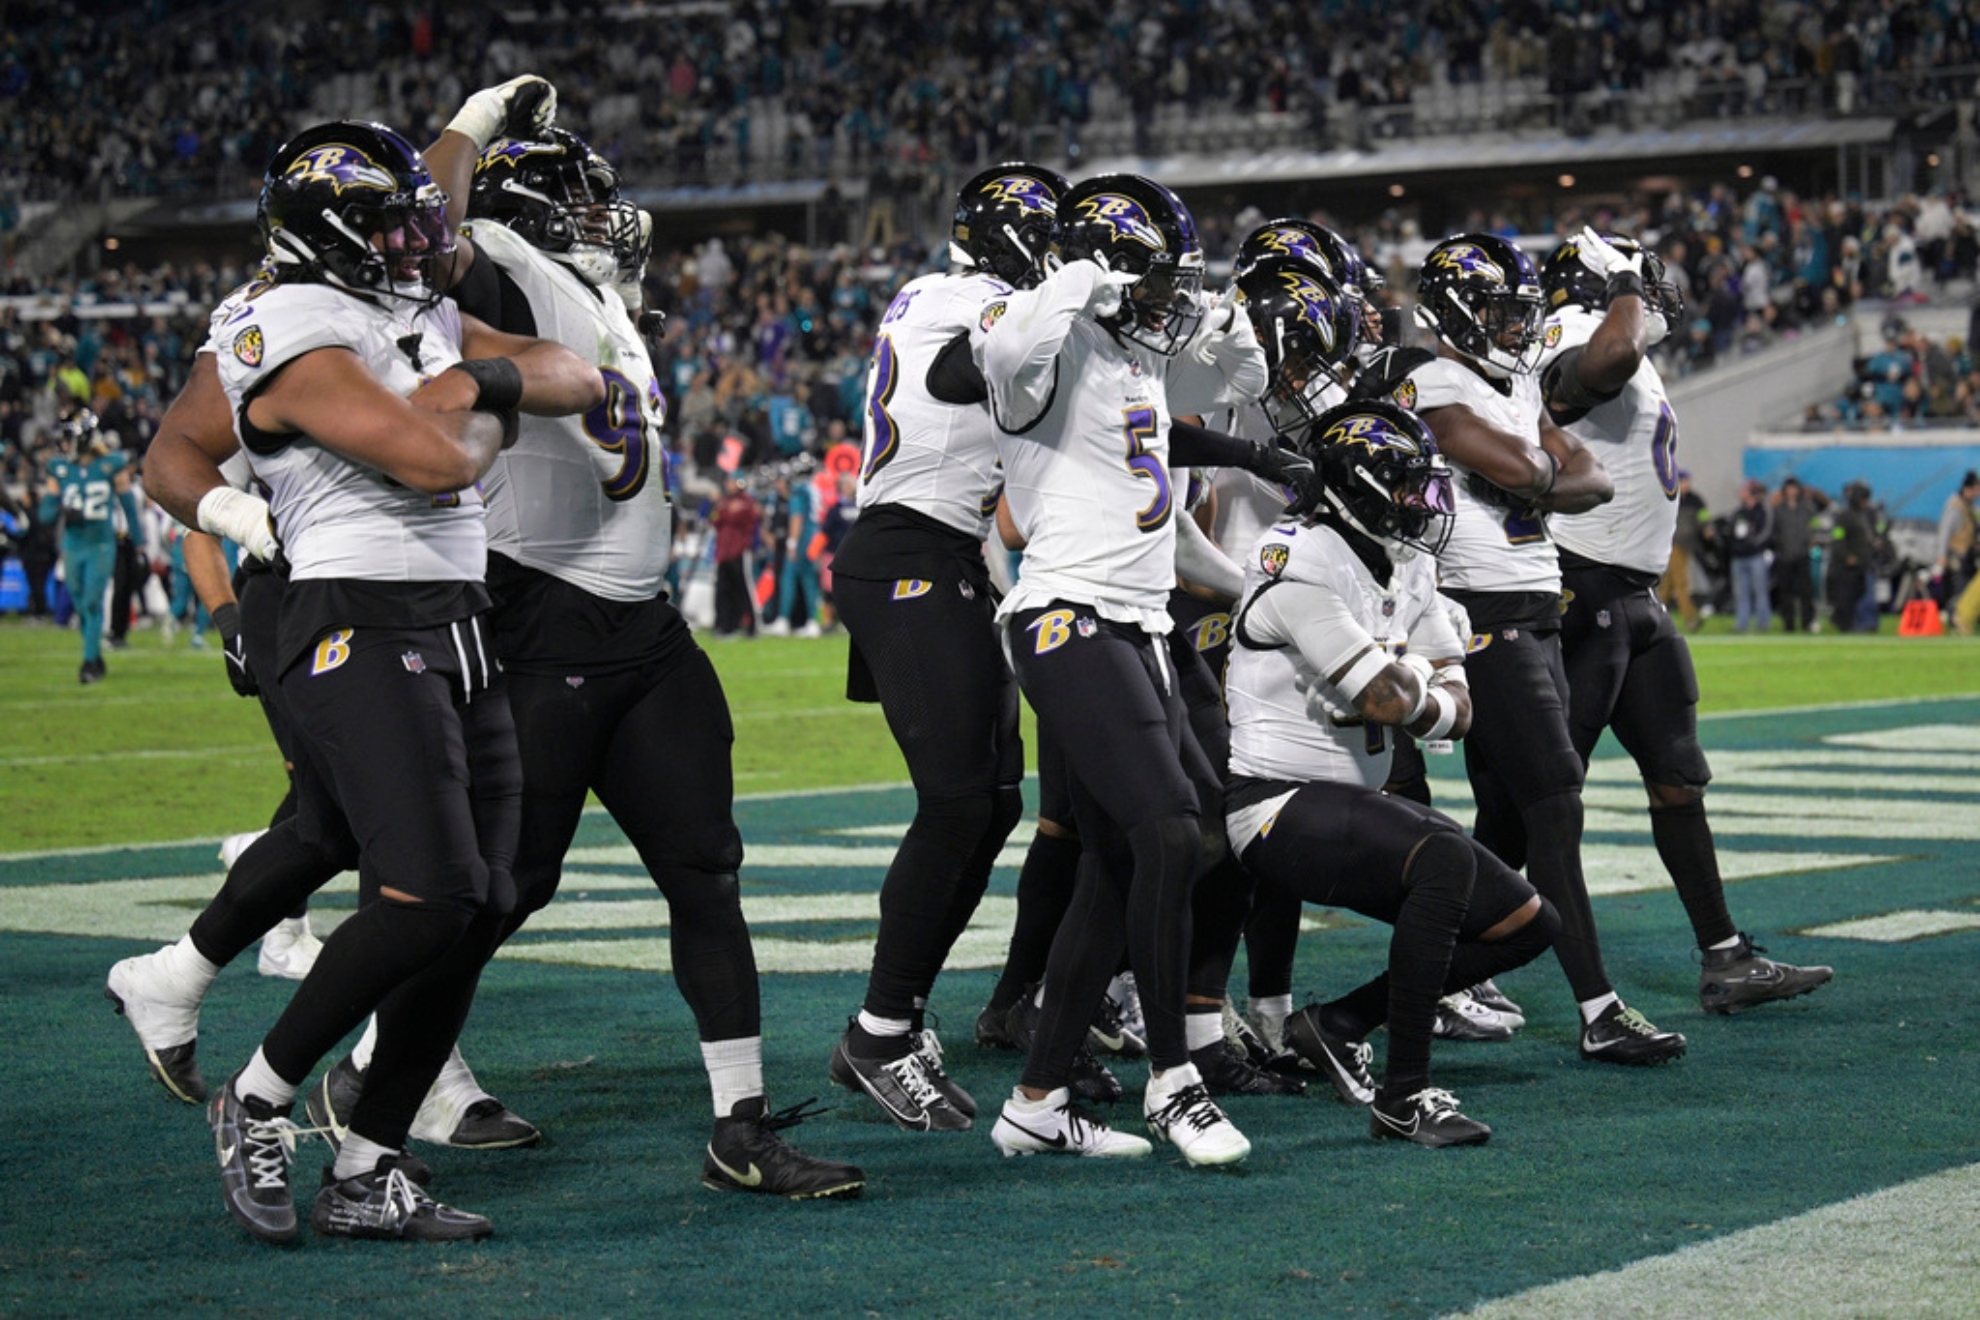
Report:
1234,218,1380,293
469,128,645,286
1232,257,1360,432
1294,399,1455,559
1057,173,1205,355
57,409,111,459
1540,233,1686,326
259,121,455,306
1413,234,1544,378
952,163,1068,289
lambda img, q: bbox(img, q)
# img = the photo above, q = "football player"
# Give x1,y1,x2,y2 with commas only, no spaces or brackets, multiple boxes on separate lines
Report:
1224,399,1558,1144
352,101,857,1198
40,410,140,683
1399,233,1691,1066
1538,229,1832,1014
168,119,601,1244
978,173,1266,1164
823,163,1064,1133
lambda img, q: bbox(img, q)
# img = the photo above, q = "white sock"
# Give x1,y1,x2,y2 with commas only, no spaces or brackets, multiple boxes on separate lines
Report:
856,1010,912,1039
1708,934,1742,952
332,1132,395,1181
164,935,222,997
1032,984,1047,1008
701,1036,764,1117
235,1046,298,1109
350,1014,379,1072
430,1044,492,1107
1249,994,1291,1028
1007,1086,1066,1113
1184,1009,1224,1052
1578,992,1621,1025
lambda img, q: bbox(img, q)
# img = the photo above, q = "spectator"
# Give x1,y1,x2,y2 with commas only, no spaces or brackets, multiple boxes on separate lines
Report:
1729,479,1774,633
1663,470,1708,631
1771,476,1822,633
1935,469,1979,623
1827,480,1879,632
710,474,762,638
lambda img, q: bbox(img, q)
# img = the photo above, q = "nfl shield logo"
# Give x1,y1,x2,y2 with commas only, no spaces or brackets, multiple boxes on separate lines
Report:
1503,629,1519,642
401,651,427,674
565,676,586,688
1382,598,1397,617
958,580,975,600
1076,617,1098,638
1596,609,1612,629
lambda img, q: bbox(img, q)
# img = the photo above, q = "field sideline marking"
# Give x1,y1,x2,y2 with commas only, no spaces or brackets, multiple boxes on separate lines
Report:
1452,1161,1980,1318
3,691,1976,863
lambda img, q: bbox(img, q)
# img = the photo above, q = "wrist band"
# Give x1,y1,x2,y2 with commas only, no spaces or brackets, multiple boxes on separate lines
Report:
212,603,241,637
1605,270,1645,302
447,357,524,412
1421,687,1458,741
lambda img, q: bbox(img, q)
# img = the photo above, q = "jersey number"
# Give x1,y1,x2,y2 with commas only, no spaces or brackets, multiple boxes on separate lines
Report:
862,334,902,481
583,366,661,502
1501,505,1546,544
64,480,111,522
1123,406,1172,533
1652,400,1679,500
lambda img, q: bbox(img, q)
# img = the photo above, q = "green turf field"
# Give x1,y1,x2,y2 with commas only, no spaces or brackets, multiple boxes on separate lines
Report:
2,618,1978,1317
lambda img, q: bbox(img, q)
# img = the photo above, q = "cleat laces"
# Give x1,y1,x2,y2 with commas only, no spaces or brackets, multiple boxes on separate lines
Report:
1151,1082,1223,1133
882,1054,943,1110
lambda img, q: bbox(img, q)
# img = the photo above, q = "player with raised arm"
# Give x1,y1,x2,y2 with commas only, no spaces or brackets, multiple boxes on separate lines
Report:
1398,233,1688,1066
1538,229,1832,1015
1224,399,1558,1143
977,173,1268,1165
824,163,1066,1134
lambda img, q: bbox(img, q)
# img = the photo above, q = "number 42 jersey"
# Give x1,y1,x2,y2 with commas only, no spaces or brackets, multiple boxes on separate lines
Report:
471,218,671,601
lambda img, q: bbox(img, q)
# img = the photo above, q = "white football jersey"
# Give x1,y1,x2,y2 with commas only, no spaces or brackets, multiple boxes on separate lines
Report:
213,279,481,583
1225,519,1460,788
470,220,672,601
857,270,1012,538
1405,356,1557,594
1537,306,1680,576
981,262,1260,629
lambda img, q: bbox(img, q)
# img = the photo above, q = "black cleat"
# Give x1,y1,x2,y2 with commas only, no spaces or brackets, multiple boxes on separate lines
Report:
829,1025,971,1131
303,1054,364,1150
1431,993,1517,1042
1004,995,1123,1104
310,1156,492,1241
1089,989,1146,1058
1699,935,1833,1015
1579,1001,1687,1065
1189,1040,1307,1096
1369,1086,1492,1147
912,1027,976,1119
974,1001,1018,1050
703,1097,865,1200
211,1075,300,1244
1466,978,1525,1027
1282,1005,1376,1106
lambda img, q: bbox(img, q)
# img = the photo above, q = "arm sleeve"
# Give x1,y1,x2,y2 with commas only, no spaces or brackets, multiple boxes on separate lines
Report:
1168,419,1263,470
1245,575,1381,689
1540,343,1623,419
1174,511,1244,599
978,261,1104,433
926,329,988,405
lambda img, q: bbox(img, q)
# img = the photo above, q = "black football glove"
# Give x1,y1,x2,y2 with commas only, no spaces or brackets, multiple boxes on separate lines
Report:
212,604,257,698
1463,470,1528,513
1247,437,1323,517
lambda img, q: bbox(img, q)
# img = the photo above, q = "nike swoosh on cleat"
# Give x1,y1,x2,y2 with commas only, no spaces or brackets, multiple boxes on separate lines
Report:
707,1150,763,1187
1373,1110,1421,1137
217,1141,237,1167
1002,1120,1068,1149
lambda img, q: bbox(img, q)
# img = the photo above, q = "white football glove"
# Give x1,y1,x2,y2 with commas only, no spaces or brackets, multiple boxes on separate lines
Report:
1573,225,1642,281
447,75,558,151
1074,260,1140,318
1644,308,1672,347
196,486,281,563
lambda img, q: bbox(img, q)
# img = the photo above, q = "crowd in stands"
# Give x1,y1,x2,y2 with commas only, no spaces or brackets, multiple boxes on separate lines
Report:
5,1,1979,207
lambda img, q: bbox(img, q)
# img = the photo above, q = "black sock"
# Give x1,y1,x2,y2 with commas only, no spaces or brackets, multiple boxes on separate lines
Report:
1521,791,1612,1003
986,829,1081,1013
1383,833,1473,1096
1649,797,1739,948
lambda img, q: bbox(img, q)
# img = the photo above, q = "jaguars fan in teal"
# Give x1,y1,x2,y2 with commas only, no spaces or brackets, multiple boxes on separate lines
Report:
40,411,140,684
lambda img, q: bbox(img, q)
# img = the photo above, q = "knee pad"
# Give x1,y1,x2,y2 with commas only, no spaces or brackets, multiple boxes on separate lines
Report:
990,784,1025,851
1522,790,1585,845
375,895,477,961
911,790,997,851
1401,829,1476,919
1128,814,1203,881
653,865,747,927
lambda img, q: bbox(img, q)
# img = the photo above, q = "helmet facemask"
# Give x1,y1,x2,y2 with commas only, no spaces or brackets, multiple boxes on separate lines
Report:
1107,254,1205,357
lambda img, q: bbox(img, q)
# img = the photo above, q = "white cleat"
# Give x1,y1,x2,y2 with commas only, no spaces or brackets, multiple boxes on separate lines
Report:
1144,1062,1250,1166
990,1088,1151,1158
257,915,323,980
105,949,208,1103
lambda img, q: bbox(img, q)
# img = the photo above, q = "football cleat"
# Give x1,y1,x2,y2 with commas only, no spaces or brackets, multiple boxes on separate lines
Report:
991,1088,1151,1158
304,1054,365,1150
974,1000,1018,1050
410,1045,541,1148
256,915,323,981
211,1075,301,1244
105,950,207,1104
912,1026,977,1119
1004,994,1123,1104
1465,979,1526,1028
217,829,267,872
1579,1001,1687,1065
1699,935,1833,1015
830,1026,971,1132
1282,1005,1376,1106
310,1156,492,1242
703,1096,865,1199
1144,1064,1250,1166
1189,1040,1308,1097
1369,1085,1492,1148
1107,972,1148,1053
1432,992,1517,1042
1088,988,1146,1058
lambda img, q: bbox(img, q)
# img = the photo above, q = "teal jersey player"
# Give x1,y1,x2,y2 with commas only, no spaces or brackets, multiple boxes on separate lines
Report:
39,413,140,682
